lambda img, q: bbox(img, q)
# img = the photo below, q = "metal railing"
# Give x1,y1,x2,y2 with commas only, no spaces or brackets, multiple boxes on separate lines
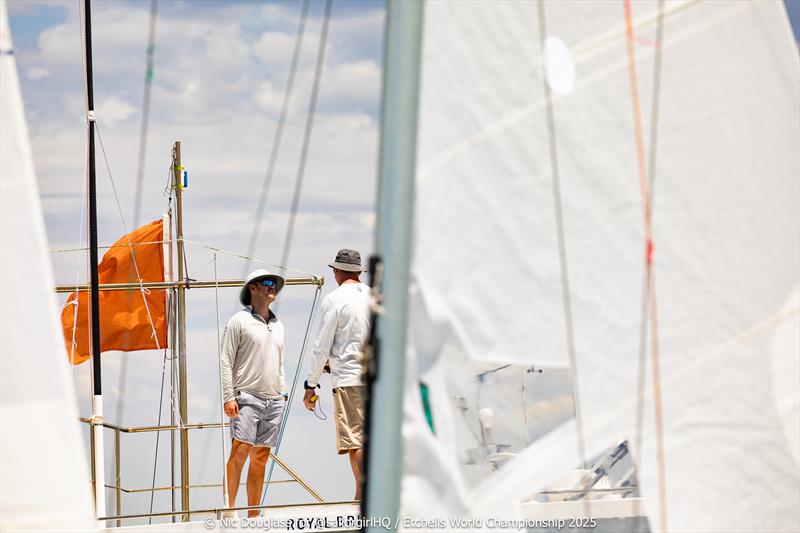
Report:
81,418,326,526
55,276,325,294
97,499,359,523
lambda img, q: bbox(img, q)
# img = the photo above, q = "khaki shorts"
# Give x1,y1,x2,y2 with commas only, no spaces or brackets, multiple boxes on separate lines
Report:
332,385,365,454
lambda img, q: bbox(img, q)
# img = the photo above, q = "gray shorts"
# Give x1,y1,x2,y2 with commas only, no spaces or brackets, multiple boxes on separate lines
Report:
231,390,285,447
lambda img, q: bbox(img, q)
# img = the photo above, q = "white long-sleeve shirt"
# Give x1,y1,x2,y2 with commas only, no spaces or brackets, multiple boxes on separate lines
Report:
307,282,370,388
220,307,286,403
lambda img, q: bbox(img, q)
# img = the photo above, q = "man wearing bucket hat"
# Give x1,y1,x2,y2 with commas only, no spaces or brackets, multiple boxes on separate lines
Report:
220,269,286,517
303,249,371,500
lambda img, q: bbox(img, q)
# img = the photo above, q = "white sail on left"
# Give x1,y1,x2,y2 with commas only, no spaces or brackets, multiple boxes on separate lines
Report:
0,1,96,529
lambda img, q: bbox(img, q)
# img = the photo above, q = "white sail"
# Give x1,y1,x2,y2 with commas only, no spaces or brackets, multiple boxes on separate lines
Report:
401,1,799,531
770,286,800,467
0,1,96,529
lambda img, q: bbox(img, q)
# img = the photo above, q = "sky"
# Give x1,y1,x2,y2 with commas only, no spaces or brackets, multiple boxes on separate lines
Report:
5,0,800,526
8,0,386,522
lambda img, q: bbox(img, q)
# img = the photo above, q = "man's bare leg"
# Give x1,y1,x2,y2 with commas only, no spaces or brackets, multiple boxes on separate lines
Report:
246,447,271,517
348,448,364,501
226,439,252,509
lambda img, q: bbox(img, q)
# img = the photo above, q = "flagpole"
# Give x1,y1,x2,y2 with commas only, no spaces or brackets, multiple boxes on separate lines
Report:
172,141,191,521
83,0,106,524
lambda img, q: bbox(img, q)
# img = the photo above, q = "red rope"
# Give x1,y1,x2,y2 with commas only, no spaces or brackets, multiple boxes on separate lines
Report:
624,1,668,531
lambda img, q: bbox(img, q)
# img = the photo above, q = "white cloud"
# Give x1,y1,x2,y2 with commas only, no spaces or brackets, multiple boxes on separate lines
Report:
253,30,303,70
26,66,50,79
36,8,80,65
321,60,381,112
7,0,71,16
97,94,135,126
254,79,284,115
259,3,300,28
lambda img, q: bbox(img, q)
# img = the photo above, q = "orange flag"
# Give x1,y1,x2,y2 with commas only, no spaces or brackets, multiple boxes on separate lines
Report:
61,219,168,365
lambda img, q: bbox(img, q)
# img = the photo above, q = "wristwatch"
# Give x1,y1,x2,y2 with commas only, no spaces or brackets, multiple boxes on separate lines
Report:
304,380,319,390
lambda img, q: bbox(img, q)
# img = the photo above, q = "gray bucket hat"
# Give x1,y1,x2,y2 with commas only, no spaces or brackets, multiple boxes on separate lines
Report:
240,269,285,306
328,248,366,272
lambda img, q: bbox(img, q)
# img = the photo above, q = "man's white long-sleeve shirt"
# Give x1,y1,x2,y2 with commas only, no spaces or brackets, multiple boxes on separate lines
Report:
220,307,286,403
307,282,370,388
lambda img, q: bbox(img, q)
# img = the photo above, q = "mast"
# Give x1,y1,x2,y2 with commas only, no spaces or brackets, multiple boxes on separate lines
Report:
365,2,423,529
83,0,105,523
171,141,190,520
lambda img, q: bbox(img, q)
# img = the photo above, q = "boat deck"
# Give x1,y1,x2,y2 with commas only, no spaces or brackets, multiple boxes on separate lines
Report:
104,502,361,532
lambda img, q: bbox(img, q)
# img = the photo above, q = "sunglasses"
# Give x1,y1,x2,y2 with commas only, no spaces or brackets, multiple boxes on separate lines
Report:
257,279,277,289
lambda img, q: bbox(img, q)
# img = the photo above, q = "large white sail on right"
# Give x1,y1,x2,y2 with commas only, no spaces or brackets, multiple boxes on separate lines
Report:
399,1,800,531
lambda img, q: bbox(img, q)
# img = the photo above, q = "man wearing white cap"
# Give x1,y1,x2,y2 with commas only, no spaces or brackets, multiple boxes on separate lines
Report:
220,269,287,517
303,249,371,500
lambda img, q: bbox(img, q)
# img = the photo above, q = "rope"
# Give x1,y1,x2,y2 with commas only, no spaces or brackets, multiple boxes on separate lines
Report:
521,371,530,446
68,108,91,369
623,1,668,530
51,240,170,253
243,0,311,277
67,146,89,368
213,253,231,508
261,284,323,504
132,0,159,228
311,396,328,421
162,164,173,198
635,0,665,497
147,292,174,524
536,0,588,476
278,0,333,273
95,124,163,430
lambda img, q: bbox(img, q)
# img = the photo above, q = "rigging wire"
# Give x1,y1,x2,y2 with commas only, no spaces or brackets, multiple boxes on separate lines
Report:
68,125,90,369
278,0,333,275
147,291,174,524
213,253,231,507
132,0,159,229
635,0,665,456
51,240,168,253
243,0,311,277
625,0,668,529
95,124,164,426
186,240,315,277
261,284,323,504
536,0,588,479
96,124,181,520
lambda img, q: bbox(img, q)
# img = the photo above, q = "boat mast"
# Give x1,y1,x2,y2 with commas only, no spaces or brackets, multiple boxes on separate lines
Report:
171,141,191,521
365,2,423,530
83,0,106,523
